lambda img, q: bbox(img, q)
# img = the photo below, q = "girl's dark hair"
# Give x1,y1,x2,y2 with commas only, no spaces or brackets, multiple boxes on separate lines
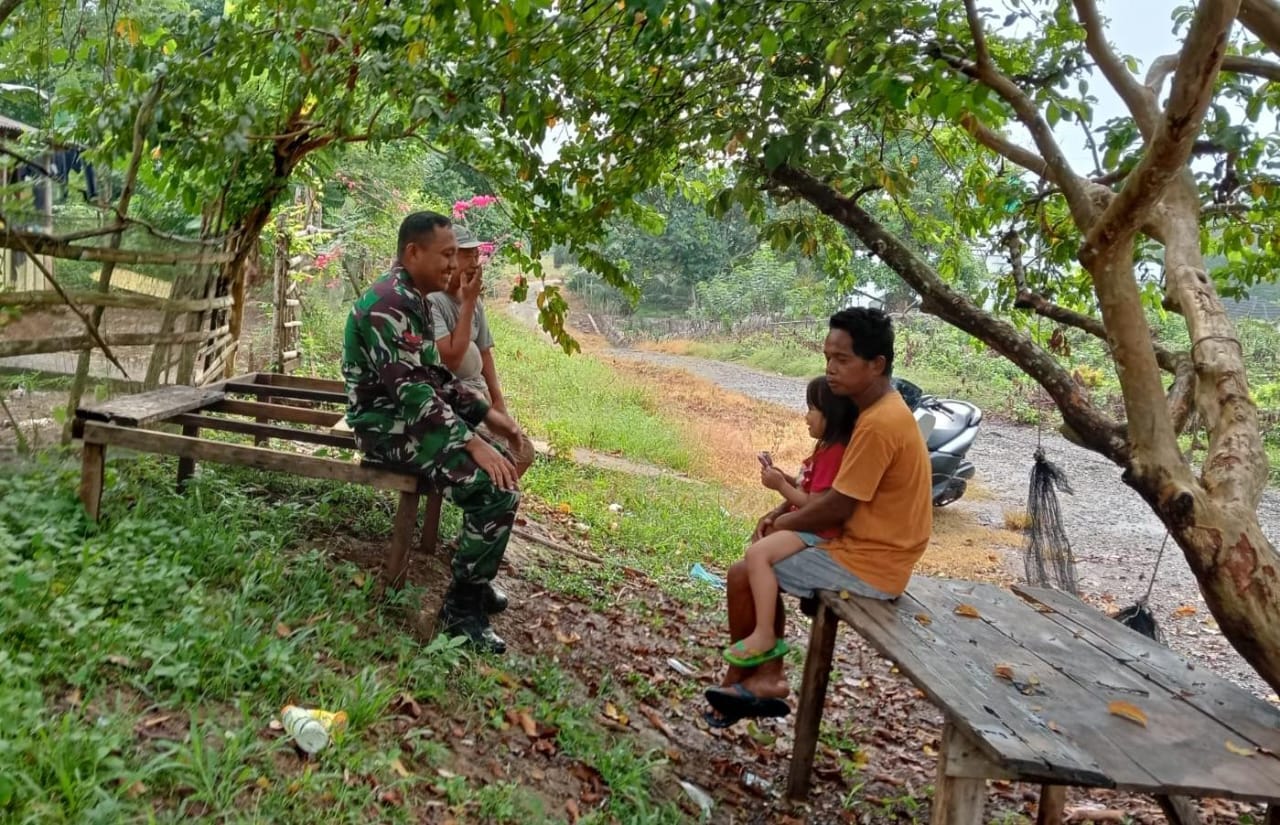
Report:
806,376,858,445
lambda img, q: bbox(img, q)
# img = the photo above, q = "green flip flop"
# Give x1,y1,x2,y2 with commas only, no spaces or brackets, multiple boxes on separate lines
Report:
722,638,789,668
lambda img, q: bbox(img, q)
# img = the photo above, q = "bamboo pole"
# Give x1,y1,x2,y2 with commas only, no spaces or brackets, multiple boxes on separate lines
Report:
0,326,230,358
0,290,234,312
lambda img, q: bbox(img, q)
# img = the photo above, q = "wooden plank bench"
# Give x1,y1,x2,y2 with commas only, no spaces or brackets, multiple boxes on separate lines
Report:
73,373,445,590
788,576,1280,824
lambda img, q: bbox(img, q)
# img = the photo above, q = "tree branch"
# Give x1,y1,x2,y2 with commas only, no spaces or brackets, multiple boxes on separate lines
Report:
1072,0,1159,137
1239,0,1280,56
1010,286,1185,374
959,113,1049,178
769,163,1128,464
1081,0,1240,268
963,0,991,67
0,0,24,30
1222,53,1280,80
937,44,1097,229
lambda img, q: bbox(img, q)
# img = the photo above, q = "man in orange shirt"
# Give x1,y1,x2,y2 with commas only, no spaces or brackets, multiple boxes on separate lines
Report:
705,307,932,725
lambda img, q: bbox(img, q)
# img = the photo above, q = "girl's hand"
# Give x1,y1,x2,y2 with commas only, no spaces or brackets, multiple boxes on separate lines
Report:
761,466,788,491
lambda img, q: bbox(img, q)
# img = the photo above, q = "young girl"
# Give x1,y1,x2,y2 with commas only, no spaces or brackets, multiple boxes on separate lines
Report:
724,376,858,667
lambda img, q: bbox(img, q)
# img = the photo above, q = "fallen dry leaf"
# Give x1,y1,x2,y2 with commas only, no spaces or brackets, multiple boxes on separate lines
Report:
63,688,82,708
994,664,1014,681
275,622,292,638
554,629,582,645
639,705,677,741
954,604,981,618
914,613,932,626
518,711,538,738
379,789,404,806
436,768,457,779
391,758,412,778
1107,700,1148,727
1225,740,1256,757
391,692,422,719
1172,604,1197,618
565,799,580,823
256,776,271,790
603,702,630,726
839,590,851,600
351,571,367,588
125,780,147,798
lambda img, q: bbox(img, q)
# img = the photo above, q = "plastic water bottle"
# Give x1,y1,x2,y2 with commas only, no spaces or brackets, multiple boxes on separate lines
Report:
281,706,347,754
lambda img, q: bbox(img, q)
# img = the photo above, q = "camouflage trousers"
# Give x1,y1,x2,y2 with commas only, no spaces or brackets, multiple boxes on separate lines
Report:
356,431,520,585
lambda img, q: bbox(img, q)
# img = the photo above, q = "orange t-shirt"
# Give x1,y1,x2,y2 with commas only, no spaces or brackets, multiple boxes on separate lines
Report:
823,390,932,595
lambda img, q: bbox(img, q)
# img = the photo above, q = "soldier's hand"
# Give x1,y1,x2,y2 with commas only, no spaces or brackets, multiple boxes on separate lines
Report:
466,436,519,491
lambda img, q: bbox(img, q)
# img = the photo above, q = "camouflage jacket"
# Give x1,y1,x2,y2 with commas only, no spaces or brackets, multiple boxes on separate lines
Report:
342,268,489,456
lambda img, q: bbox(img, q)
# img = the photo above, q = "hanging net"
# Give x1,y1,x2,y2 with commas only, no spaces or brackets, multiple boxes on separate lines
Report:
1023,447,1080,595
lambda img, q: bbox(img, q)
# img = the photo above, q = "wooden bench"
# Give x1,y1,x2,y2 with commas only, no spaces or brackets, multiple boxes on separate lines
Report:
73,373,444,590
788,576,1280,824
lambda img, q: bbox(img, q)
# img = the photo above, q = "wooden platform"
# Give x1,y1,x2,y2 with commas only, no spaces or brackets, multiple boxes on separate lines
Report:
73,372,443,591
789,577,1280,823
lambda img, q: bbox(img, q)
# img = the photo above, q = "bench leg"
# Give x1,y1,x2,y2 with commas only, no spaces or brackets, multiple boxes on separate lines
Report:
1155,795,1202,825
787,598,839,801
1035,785,1066,825
176,424,199,492
418,493,443,555
931,723,987,825
381,491,420,593
79,442,106,522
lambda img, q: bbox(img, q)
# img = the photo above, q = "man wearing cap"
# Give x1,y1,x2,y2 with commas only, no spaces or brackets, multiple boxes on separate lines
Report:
427,225,536,477
425,225,536,615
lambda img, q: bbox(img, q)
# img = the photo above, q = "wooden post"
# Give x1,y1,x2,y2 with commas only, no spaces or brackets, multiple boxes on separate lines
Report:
1265,803,1280,825
381,491,420,593
931,723,988,825
1035,785,1066,825
418,493,443,555
787,597,839,800
79,443,106,521
176,424,199,491
1155,795,1202,825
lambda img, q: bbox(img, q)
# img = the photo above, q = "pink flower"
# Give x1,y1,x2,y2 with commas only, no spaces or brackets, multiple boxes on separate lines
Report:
478,242,496,255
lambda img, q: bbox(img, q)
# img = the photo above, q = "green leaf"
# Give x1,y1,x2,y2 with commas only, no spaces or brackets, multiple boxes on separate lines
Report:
760,29,779,59
763,136,793,171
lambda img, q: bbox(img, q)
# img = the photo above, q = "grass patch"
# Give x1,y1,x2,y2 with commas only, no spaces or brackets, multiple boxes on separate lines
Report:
0,455,687,823
490,312,698,473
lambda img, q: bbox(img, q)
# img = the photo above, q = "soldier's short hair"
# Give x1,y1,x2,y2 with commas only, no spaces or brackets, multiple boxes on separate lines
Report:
397,211,452,258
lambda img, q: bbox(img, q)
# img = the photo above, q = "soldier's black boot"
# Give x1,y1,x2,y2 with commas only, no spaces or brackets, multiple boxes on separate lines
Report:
437,583,507,654
481,581,509,615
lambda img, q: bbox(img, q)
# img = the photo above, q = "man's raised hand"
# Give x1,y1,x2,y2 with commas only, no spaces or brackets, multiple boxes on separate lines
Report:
460,266,483,302
465,436,519,491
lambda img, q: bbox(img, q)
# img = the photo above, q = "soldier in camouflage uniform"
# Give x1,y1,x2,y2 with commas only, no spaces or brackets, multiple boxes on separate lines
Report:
342,211,523,654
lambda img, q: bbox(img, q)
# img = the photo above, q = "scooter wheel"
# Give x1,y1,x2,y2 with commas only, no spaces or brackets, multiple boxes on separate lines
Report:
933,479,967,507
